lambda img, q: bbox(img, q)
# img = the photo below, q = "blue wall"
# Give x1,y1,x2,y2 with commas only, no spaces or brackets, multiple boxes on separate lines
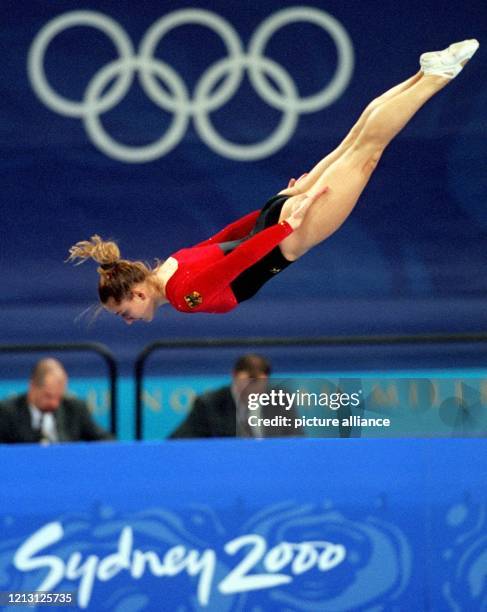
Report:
0,439,485,610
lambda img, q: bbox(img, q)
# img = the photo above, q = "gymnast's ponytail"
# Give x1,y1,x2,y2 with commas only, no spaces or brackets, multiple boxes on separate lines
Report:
68,235,156,304
68,235,120,271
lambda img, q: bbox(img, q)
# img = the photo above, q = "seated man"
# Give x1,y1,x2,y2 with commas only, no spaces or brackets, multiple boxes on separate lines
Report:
0,357,112,443
169,353,300,438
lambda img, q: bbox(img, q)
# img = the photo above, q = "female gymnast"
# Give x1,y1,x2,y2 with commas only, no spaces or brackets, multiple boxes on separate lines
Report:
69,40,479,324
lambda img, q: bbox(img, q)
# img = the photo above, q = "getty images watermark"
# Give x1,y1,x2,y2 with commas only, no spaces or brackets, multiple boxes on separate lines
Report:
235,377,487,437
246,388,390,430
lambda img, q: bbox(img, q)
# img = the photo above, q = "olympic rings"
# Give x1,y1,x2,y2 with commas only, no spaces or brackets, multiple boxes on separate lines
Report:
28,8,354,162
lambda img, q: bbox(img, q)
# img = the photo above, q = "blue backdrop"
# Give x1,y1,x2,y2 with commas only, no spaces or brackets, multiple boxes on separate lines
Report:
0,0,486,370
0,439,485,610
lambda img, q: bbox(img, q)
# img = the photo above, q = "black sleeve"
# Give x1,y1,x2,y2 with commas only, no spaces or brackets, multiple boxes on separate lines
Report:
168,396,212,439
0,402,13,443
76,401,113,441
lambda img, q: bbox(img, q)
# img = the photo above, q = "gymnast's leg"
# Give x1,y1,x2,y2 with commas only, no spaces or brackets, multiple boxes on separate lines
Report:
279,71,423,197
278,40,479,260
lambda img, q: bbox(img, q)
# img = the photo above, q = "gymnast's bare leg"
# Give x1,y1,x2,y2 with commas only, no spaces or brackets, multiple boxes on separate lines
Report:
277,40,479,261
279,70,423,197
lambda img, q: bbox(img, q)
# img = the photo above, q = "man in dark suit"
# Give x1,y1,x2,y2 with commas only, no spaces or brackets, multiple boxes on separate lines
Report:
0,358,112,444
170,354,301,439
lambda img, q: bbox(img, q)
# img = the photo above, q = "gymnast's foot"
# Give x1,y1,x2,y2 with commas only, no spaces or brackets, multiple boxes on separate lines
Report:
420,39,479,78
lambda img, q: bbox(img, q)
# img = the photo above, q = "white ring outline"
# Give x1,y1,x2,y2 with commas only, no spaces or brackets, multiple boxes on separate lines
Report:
27,10,134,118
248,7,354,113
193,55,299,161
139,8,245,114
84,57,190,163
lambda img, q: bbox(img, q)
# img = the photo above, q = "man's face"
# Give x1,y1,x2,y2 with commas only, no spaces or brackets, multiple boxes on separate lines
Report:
232,371,268,404
28,373,66,412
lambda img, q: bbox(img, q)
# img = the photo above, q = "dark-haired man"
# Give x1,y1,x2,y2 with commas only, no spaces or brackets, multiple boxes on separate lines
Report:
170,354,299,438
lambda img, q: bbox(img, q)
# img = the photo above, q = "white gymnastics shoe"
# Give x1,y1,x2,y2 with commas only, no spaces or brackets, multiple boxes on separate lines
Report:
420,39,479,78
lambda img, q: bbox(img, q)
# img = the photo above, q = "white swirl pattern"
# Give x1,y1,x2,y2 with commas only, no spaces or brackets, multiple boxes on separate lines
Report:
27,8,354,162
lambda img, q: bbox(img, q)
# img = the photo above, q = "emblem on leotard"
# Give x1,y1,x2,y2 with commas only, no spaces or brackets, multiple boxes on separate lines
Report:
270,267,281,274
184,291,203,308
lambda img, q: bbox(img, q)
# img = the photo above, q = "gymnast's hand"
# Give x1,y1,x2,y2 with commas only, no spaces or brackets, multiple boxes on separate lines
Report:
285,187,328,230
285,173,309,195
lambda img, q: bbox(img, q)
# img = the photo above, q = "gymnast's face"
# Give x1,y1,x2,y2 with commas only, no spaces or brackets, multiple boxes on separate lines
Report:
105,289,155,325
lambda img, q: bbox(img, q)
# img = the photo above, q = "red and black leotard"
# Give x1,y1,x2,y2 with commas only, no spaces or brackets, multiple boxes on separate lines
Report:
165,195,293,314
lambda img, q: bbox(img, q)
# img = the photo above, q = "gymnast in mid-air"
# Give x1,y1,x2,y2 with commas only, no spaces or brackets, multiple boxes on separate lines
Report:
69,40,479,324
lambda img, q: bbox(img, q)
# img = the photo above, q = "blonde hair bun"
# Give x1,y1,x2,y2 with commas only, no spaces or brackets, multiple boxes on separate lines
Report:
68,235,120,267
